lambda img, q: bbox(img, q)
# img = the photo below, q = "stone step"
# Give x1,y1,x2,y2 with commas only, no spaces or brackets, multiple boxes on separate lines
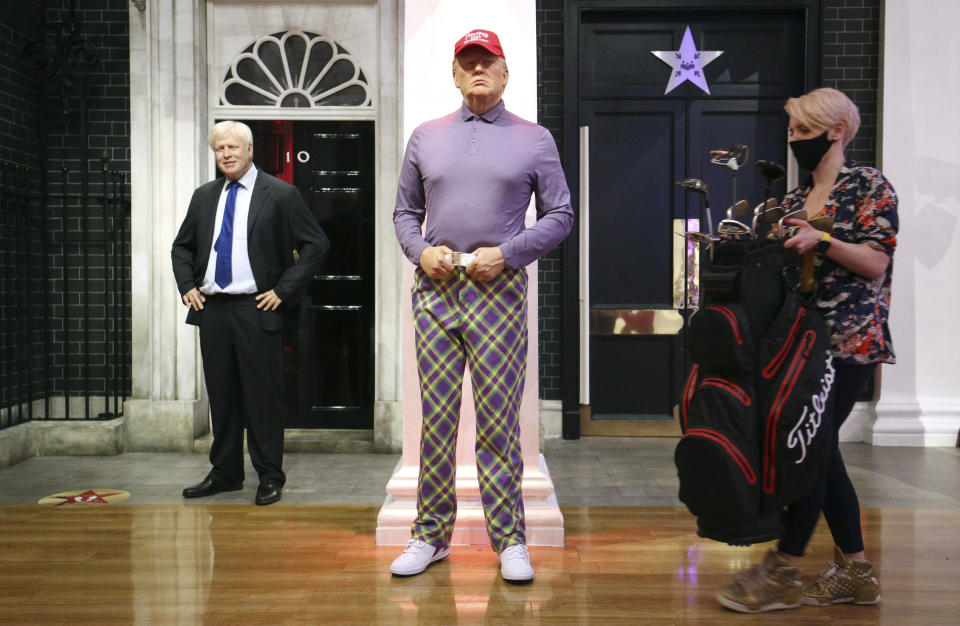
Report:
192,428,376,454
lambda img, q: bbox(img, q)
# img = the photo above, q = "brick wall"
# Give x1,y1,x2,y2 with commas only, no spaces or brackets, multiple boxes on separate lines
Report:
822,0,881,400
0,0,43,426
0,1,43,165
822,0,881,166
42,0,132,410
0,0,130,423
536,0,566,401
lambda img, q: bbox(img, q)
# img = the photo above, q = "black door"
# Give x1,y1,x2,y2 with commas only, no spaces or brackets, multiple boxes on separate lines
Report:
581,99,686,425
242,119,375,429
562,2,817,437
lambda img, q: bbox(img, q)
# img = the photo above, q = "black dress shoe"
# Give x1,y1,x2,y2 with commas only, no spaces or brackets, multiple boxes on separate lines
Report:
182,477,243,498
255,481,282,505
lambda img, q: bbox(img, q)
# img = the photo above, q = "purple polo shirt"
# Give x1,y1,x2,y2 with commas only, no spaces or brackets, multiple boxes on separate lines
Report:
394,100,573,269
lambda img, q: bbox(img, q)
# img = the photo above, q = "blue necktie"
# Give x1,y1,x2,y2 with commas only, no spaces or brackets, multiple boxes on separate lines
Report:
214,181,240,288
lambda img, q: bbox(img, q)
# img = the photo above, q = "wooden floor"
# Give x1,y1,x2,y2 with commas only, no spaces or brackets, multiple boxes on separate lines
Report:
1,505,957,624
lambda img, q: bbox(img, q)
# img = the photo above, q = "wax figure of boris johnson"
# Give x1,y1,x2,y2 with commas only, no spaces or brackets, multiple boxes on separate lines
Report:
391,30,573,582
172,121,329,505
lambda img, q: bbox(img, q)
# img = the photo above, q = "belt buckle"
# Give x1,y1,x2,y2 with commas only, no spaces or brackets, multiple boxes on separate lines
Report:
445,252,475,268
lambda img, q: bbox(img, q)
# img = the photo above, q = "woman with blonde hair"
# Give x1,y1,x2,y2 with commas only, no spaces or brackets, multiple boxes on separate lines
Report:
717,87,898,613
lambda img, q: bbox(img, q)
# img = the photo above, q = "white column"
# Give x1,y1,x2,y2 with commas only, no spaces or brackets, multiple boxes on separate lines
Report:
377,0,564,546
125,0,210,450
373,0,405,452
872,0,960,445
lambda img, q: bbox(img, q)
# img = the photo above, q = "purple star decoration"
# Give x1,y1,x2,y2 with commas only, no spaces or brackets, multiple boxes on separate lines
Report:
651,26,723,95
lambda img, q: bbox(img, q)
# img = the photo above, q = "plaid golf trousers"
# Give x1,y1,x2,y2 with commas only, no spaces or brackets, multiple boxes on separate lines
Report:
410,266,528,553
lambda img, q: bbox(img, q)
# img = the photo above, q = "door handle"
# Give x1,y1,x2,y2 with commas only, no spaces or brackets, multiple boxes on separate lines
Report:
579,125,590,406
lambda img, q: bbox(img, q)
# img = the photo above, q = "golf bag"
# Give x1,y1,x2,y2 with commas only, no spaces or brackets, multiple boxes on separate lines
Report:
675,241,835,545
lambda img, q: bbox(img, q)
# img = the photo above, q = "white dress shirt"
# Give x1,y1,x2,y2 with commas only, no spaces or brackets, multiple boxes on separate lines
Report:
200,166,259,295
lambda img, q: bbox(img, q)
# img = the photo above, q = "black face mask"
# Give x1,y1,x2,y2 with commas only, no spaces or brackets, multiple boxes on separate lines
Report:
789,131,835,172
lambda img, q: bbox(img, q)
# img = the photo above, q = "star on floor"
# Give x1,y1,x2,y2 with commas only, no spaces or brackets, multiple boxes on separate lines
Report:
651,25,724,95
39,489,130,506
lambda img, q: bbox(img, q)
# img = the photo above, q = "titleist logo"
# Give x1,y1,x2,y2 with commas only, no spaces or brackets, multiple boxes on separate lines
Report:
787,354,834,464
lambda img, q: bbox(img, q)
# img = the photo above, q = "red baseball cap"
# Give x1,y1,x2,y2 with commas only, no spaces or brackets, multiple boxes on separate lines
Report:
454,29,505,59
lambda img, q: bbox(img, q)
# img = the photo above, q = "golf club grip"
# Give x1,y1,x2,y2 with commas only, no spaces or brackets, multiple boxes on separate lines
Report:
800,251,816,293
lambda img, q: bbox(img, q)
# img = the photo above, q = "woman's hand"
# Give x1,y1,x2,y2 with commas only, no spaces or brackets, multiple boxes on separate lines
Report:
783,218,890,280
782,219,822,254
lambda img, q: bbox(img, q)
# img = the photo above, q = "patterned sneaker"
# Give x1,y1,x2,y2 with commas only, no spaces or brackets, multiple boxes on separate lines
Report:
801,546,881,606
716,549,801,613
389,539,450,576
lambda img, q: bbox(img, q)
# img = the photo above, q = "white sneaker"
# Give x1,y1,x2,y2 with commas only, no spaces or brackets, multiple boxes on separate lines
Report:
499,543,534,583
389,539,450,576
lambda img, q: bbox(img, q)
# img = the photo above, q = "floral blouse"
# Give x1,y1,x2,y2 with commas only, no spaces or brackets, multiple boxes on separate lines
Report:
781,160,898,364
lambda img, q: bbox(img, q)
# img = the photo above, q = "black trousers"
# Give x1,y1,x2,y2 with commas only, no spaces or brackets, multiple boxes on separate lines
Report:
198,294,285,485
778,360,878,557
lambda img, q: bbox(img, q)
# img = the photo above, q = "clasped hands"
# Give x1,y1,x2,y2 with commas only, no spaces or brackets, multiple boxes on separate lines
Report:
419,245,504,282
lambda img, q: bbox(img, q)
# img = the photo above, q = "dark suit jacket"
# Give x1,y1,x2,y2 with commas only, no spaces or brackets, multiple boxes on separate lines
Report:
171,170,329,328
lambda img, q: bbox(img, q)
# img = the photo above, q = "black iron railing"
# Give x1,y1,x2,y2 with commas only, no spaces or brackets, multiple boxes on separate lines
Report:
0,162,41,429
1,1,131,430
0,157,129,430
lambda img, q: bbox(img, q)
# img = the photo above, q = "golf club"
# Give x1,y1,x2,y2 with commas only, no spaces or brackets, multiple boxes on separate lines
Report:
808,215,834,233
711,144,749,170
726,199,750,220
757,205,788,239
778,208,807,239
718,218,753,240
710,144,749,206
685,231,720,245
800,215,835,292
751,198,779,236
685,230,720,261
760,206,788,222
676,178,713,236
755,159,786,201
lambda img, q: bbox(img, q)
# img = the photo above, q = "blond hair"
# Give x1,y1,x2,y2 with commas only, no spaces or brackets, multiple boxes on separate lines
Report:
784,88,860,146
207,121,253,149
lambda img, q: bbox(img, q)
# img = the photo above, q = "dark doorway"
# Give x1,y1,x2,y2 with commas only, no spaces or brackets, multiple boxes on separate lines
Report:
562,2,818,438
235,119,375,429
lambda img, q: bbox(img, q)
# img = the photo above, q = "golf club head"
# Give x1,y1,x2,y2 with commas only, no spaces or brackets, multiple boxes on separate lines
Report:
750,198,779,231
718,219,752,237
759,205,788,223
686,230,717,261
755,159,786,183
778,208,807,238
685,231,720,246
808,215,834,233
726,199,750,219
677,178,713,235
710,144,749,171
676,178,709,194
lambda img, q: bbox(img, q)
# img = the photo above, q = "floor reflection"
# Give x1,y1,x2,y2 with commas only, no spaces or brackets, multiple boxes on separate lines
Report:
1,505,958,623
383,555,549,623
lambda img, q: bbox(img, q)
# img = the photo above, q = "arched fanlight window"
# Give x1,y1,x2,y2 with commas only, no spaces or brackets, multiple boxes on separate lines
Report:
220,30,372,107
